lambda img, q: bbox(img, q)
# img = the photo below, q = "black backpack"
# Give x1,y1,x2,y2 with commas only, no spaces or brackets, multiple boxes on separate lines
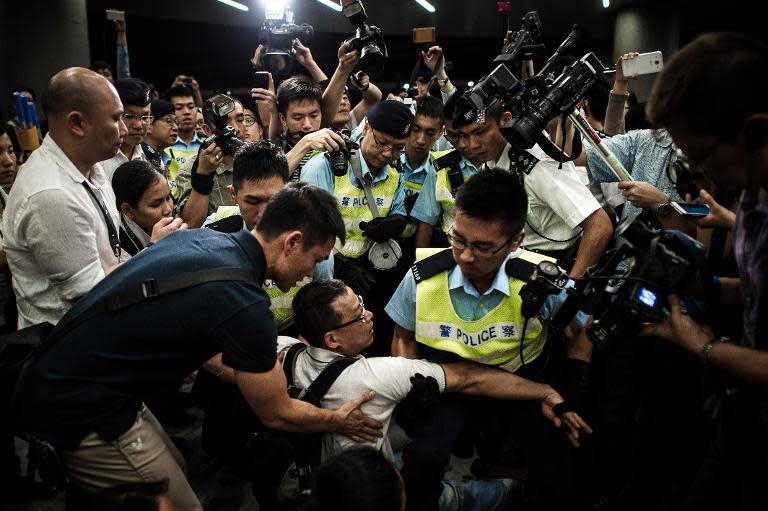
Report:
247,343,355,510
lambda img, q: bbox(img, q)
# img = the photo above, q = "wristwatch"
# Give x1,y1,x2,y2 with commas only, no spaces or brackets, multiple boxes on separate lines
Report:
656,202,672,217
437,77,449,86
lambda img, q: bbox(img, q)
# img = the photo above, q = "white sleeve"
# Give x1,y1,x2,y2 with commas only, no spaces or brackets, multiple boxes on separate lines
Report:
360,357,447,403
526,159,601,229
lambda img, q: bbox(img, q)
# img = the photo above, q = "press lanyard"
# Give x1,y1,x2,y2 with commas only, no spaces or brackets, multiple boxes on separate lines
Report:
81,182,121,260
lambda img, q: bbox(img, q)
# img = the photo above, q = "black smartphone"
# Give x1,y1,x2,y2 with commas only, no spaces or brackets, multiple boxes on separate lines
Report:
254,71,270,90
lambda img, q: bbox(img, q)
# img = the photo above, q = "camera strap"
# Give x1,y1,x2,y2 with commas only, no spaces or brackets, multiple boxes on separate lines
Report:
534,121,582,166
350,150,381,219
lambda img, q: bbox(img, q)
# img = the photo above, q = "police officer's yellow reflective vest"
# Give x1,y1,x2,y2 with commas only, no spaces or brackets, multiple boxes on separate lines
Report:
212,205,306,332
165,143,203,200
333,165,400,259
401,153,436,238
414,248,552,373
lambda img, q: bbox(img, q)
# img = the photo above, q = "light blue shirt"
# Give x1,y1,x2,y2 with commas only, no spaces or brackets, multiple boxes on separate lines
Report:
167,133,205,167
586,129,681,223
410,155,478,226
300,148,407,216
385,250,588,331
399,152,434,190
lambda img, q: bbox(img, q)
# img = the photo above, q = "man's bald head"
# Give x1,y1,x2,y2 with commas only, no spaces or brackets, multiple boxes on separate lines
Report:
41,67,118,120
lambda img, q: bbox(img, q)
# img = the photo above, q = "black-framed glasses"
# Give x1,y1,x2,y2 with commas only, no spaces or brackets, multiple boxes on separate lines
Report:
446,226,515,257
329,295,368,331
370,129,406,156
122,113,154,125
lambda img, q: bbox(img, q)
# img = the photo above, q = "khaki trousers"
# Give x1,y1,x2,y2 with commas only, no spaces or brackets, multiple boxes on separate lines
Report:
59,404,203,511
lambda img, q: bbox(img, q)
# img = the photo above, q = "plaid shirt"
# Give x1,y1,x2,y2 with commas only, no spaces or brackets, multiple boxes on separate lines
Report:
174,156,235,217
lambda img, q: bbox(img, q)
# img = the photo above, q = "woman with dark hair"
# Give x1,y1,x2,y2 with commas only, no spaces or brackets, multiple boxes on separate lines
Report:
112,160,186,255
242,102,265,142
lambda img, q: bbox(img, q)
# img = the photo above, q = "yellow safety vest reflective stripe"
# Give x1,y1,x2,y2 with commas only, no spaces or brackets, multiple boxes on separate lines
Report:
414,248,552,373
333,166,400,259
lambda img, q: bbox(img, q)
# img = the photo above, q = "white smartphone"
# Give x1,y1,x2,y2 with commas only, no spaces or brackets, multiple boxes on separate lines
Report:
106,9,125,21
621,51,664,77
671,202,710,218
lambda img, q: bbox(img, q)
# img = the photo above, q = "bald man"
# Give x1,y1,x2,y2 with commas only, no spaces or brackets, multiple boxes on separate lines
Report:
1,67,132,327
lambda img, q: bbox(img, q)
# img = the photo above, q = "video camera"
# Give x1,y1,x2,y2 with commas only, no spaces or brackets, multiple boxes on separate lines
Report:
520,213,711,350
342,0,388,77
454,18,598,156
201,94,244,157
495,11,543,65
260,5,314,73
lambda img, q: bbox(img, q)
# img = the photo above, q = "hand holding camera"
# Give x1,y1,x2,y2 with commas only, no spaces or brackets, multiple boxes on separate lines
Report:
197,143,222,176
301,128,345,153
348,71,370,92
338,41,360,73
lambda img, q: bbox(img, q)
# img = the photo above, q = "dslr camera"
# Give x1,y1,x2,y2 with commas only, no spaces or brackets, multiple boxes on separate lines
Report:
342,0,388,77
260,5,314,73
201,94,244,157
325,131,360,177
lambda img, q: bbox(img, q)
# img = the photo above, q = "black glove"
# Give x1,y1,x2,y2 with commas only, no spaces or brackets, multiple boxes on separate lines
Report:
393,373,441,433
333,253,375,294
361,216,407,243
404,192,419,215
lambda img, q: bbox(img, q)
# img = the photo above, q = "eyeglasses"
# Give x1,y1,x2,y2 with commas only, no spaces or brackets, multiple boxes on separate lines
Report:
370,129,406,156
446,227,515,257
122,113,154,125
243,115,258,127
157,116,178,127
329,295,368,331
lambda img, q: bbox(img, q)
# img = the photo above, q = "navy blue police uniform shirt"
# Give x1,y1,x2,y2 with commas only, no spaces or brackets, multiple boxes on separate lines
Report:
15,228,277,450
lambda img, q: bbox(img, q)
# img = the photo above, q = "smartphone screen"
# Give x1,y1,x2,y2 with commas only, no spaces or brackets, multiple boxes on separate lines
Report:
253,72,270,90
413,27,436,45
671,202,710,218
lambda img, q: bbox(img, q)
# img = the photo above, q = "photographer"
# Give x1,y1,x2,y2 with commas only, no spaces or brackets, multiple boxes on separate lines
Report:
323,41,383,133
641,32,768,510
258,76,346,181
175,94,247,228
301,100,410,355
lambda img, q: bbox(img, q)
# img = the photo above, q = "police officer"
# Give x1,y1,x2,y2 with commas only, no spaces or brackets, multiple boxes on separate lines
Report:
302,100,411,355
142,99,179,177
386,169,591,511
411,92,483,250
397,95,445,263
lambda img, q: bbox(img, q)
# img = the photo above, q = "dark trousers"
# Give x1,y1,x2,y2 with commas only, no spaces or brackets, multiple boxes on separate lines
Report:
400,393,579,511
680,391,768,511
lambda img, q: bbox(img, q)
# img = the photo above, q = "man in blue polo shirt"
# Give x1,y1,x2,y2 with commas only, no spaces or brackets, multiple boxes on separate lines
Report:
13,177,382,510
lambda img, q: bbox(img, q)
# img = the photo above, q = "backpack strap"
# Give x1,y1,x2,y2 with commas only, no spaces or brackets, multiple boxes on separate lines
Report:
411,248,456,284
282,343,308,388
301,357,356,404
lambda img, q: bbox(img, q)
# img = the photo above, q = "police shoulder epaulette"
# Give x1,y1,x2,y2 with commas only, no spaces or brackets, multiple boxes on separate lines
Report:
433,149,462,171
411,248,456,284
509,149,539,175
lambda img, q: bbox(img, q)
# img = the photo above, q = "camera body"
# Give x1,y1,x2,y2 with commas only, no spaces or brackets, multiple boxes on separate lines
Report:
495,11,542,64
260,5,314,73
342,0,388,77
325,134,360,177
201,94,244,157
